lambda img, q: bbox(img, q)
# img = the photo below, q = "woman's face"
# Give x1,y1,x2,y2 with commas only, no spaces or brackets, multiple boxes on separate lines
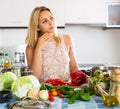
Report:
38,10,55,34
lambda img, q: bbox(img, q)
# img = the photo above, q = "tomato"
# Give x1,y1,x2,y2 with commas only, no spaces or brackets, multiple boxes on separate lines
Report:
48,91,55,102
46,78,77,86
57,90,64,98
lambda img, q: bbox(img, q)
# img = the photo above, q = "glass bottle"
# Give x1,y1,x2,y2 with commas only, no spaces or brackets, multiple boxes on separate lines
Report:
3,53,12,68
20,52,25,65
0,56,4,75
0,50,4,74
0,50,4,68
14,52,20,63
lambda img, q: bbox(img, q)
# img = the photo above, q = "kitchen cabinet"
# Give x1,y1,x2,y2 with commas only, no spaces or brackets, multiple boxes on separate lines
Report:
65,0,106,24
106,0,120,2
37,0,65,27
106,2,120,27
0,0,65,27
0,0,36,27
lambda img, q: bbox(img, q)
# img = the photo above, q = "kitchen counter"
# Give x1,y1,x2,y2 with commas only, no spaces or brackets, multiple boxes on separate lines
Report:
0,96,120,109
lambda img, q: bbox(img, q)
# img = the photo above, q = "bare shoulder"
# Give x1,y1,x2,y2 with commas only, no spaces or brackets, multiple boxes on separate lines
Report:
63,34,72,45
26,45,30,51
63,34,71,40
26,45,33,53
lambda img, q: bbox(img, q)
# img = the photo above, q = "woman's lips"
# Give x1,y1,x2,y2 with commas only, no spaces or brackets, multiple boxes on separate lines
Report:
49,26,55,30
47,27,55,33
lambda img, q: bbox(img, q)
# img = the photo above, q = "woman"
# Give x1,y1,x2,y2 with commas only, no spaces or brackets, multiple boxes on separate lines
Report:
25,6,79,82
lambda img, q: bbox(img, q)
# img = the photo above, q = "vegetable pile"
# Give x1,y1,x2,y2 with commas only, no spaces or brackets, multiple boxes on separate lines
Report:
0,70,92,105
45,78,75,86
45,70,87,87
40,82,94,104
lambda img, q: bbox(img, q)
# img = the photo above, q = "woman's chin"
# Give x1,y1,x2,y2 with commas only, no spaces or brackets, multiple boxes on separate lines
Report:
47,30,55,33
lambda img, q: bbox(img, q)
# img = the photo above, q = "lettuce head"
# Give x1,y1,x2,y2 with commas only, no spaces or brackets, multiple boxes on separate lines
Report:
0,71,17,90
11,75,41,99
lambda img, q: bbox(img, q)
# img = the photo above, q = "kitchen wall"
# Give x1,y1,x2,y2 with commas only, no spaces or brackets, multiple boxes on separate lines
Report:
0,30,1,47
63,25,120,65
0,25,120,65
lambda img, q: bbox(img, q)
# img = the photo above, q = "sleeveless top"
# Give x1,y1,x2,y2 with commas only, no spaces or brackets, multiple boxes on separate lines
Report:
40,35,70,82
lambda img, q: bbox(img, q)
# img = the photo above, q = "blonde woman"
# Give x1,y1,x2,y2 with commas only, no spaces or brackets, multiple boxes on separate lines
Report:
25,6,79,82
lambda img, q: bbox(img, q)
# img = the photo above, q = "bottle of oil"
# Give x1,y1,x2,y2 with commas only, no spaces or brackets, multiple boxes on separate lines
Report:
3,53,12,68
0,50,4,67
0,52,4,74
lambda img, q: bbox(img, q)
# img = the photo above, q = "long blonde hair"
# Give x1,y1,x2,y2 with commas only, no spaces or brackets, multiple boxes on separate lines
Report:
25,6,61,48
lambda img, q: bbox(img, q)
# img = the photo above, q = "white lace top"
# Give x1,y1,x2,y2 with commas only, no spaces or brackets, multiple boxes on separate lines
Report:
40,35,70,81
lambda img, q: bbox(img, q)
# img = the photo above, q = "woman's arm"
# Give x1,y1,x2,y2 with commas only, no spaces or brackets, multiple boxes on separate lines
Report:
26,33,54,80
26,45,42,80
63,35,79,72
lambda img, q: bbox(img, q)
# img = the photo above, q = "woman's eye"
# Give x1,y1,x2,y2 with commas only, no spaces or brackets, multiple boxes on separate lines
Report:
41,16,54,24
50,16,54,21
42,20,47,23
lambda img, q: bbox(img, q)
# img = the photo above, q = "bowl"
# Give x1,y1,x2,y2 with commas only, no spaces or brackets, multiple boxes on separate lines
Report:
0,90,12,103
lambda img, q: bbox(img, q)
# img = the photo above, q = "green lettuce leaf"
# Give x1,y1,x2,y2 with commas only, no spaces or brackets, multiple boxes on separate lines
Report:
0,71,17,90
11,75,41,99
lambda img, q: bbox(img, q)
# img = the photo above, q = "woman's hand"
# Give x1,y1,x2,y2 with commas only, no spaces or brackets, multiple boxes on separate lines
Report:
36,32,54,50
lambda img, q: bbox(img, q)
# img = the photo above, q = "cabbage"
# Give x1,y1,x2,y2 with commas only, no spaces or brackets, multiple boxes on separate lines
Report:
11,75,41,99
0,72,17,90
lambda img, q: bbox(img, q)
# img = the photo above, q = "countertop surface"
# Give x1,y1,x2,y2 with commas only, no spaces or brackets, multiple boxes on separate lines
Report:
0,96,120,109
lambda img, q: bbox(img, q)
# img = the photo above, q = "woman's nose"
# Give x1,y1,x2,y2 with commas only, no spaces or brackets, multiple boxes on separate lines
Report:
48,20,53,25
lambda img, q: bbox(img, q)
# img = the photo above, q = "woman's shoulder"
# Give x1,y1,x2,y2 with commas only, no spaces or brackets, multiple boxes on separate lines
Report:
26,45,34,52
60,34,72,47
63,34,72,43
26,45,31,49
63,34,70,39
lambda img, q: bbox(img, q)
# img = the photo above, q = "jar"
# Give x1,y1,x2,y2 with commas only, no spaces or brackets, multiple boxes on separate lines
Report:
22,67,32,76
13,67,21,78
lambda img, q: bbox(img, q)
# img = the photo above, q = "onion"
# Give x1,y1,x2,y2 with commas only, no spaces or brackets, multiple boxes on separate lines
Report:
70,70,87,85
38,90,48,100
